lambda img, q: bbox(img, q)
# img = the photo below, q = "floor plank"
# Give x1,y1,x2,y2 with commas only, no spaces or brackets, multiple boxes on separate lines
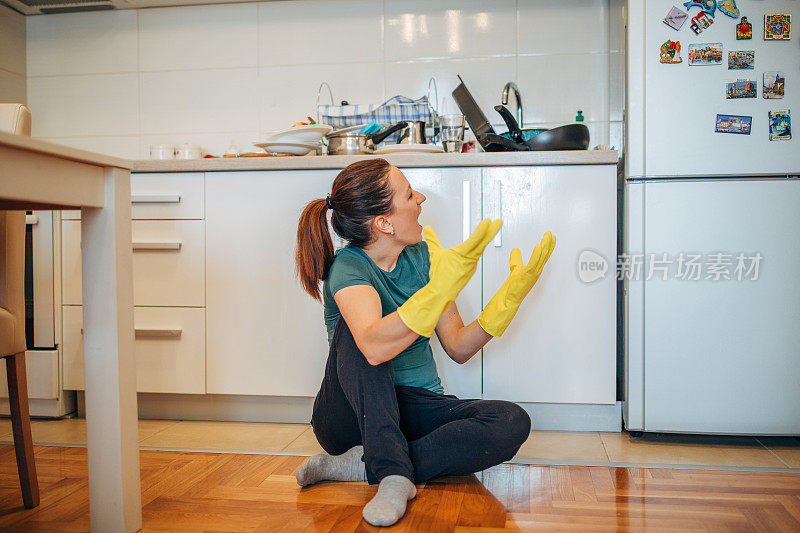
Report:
1,445,800,531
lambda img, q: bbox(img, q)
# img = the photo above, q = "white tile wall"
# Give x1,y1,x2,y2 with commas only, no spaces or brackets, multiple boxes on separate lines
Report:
27,73,139,137
139,4,258,71
140,68,259,134
26,0,623,158
27,10,138,76
258,0,383,66
384,0,516,60
1,4,26,77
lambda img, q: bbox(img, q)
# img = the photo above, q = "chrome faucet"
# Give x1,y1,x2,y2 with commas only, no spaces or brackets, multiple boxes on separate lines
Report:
501,82,523,127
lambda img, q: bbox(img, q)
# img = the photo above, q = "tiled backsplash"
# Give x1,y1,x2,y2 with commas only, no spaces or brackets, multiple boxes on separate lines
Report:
26,0,624,159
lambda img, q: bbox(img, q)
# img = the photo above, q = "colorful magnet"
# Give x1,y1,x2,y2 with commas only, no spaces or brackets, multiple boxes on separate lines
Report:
688,43,723,65
764,14,791,40
690,12,714,34
763,72,785,99
769,110,790,140
726,79,757,99
715,114,751,135
727,50,754,70
664,6,689,30
683,0,716,18
736,16,752,39
717,0,739,18
659,40,683,63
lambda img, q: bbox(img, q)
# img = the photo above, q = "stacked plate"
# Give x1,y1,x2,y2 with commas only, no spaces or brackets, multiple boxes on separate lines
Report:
255,124,333,155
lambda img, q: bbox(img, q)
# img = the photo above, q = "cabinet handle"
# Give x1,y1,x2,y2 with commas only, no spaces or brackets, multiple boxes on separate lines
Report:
462,180,470,242
25,214,39,226
135,329,183,338
82,328,183,338
132,242,182,251
494,181,502,247
131,194,182,204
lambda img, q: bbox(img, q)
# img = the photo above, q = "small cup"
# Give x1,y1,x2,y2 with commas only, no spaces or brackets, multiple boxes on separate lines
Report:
439,114,465,153
150,144,175,160
175,142,201,159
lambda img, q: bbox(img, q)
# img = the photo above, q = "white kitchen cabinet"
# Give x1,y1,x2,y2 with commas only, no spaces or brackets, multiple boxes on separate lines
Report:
481,166,617,404
206,170,333,397
627,179,800,434
206,168,483,399
393,168,482,399
63,305,206,394
62,219,206,307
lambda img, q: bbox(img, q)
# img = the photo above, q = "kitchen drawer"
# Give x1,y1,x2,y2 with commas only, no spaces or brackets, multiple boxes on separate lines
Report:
62,305,206,394
61,172,204,220
62,219,205,307
131,172,204,220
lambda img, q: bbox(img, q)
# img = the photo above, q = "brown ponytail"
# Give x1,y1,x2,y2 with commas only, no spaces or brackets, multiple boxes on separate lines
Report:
295,158,394,300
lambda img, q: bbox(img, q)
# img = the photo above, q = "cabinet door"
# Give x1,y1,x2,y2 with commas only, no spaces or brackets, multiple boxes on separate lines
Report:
205,171,332,396
642,179,800,434
401,168,482,399
481,166,617,403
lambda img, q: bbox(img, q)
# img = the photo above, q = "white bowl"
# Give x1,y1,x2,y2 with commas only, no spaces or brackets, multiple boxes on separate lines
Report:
264,124,333,144
253,141,318,156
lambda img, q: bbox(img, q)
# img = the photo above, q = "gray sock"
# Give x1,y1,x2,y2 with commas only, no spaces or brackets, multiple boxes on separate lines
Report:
362,475,416,527
295,445,367,487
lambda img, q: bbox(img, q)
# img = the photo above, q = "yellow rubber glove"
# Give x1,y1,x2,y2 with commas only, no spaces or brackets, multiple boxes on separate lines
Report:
397,219,502,337
478,231,556,337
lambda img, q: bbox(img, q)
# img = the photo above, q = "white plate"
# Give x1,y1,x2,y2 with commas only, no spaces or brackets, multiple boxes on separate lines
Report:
253,141,318,155
264,124,333,144
373,144,445,155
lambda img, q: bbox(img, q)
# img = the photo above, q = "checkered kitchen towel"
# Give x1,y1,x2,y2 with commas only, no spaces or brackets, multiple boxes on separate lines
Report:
318,95,437,141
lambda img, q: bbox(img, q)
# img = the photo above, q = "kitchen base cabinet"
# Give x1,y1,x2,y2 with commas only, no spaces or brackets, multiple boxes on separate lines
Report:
482,166,617,404
63,305,206,394
205,171,333,397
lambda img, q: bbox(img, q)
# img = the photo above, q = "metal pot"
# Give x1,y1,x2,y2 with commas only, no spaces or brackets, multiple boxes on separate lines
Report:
325,121,407,155
396,120,439,144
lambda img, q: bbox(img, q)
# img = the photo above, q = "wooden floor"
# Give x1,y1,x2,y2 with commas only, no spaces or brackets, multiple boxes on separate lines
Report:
1,444,800,532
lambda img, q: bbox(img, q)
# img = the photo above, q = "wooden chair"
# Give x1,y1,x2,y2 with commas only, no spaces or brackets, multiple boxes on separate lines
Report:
0,103,39,509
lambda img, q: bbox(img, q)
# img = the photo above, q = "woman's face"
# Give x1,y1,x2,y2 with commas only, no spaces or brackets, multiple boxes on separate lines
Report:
386,166,426,244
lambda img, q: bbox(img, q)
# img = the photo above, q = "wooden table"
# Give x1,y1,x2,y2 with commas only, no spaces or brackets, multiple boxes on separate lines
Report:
0,131,141,532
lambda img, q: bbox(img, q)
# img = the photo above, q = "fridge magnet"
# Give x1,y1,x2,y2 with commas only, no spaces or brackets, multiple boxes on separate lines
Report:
660,40,683,63
736,16,752,39
763,72,785,99
664,6,689,30
728,50,754,70
764,14,791,40
690,12,714,34
715,114,751,134
683,0,716,17
768,110,791,140
718,0,739,18
688,43,723,65
726,79,757,99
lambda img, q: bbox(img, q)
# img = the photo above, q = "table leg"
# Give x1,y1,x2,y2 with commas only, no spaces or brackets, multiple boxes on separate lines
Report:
80,166,142,532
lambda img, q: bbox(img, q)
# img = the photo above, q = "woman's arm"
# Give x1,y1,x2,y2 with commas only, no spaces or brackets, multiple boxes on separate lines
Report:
334,284,420,366
434,302,493,364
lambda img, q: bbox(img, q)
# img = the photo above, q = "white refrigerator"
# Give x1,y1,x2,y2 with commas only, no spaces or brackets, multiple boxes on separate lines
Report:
624,0,800,435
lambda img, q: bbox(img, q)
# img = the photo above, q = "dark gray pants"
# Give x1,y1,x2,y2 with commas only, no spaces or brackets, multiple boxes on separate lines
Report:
310,318,531,485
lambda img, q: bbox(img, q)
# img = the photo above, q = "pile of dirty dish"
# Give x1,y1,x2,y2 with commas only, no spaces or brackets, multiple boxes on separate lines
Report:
255,123,333,155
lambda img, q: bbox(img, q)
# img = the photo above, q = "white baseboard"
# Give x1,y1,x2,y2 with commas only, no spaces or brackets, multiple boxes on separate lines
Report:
76,393,622,431
519,401,622,432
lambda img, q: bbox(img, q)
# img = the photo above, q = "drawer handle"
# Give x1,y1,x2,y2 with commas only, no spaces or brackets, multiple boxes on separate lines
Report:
132,242,182,251
81,328,183,338
132,194,182,204
26,214,40,226
135,328,183,338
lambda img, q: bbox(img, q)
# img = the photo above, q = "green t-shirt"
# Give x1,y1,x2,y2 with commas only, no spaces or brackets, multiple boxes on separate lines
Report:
323,242,444,394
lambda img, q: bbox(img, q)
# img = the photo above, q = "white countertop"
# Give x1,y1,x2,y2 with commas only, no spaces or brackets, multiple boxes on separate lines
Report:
132,150,619,172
